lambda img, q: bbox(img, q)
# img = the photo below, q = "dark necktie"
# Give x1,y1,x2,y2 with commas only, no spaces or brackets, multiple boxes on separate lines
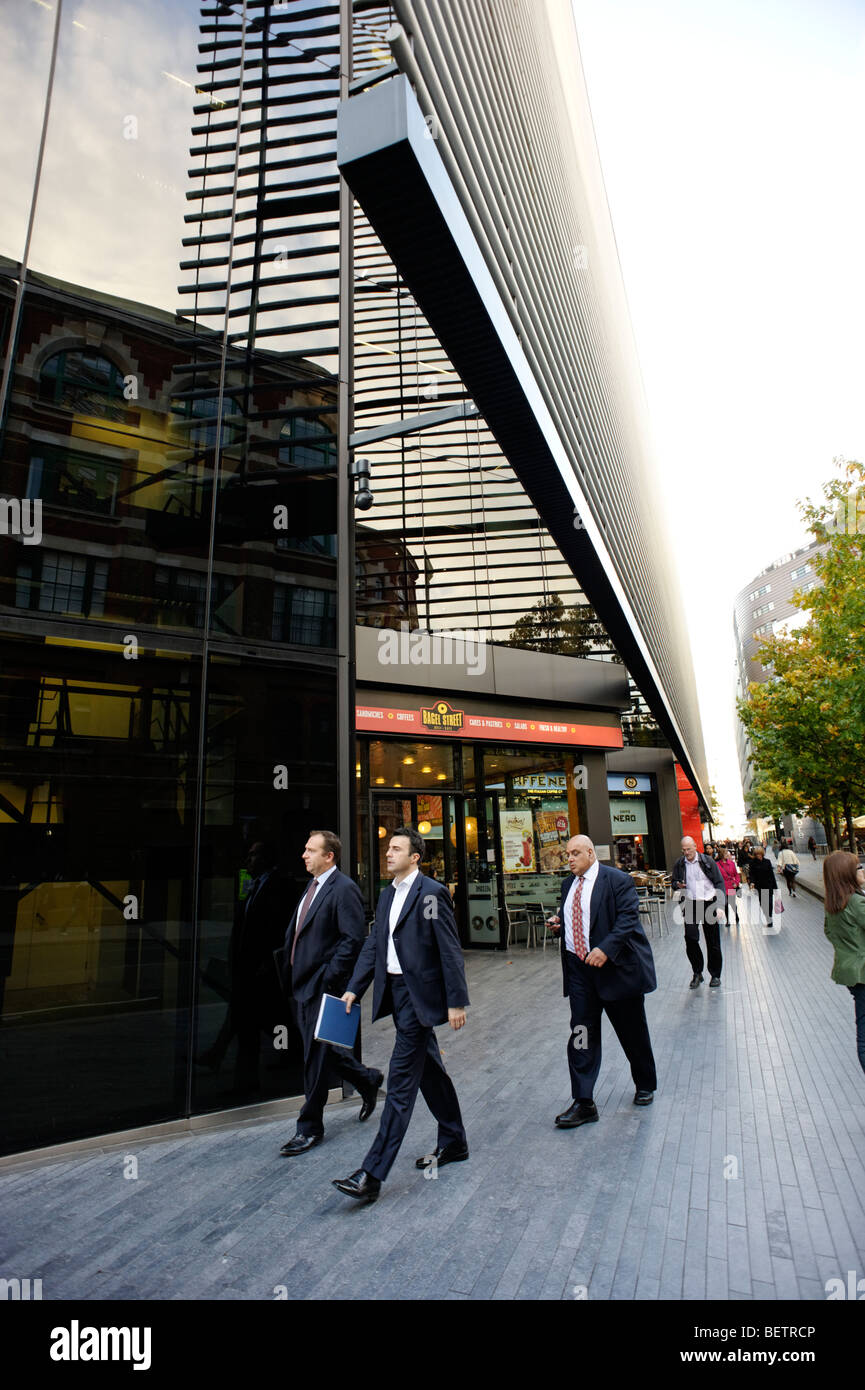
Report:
290,879,318,965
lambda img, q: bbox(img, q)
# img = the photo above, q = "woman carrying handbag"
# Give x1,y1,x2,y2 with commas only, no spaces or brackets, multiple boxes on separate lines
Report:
776,842,800,897
716,845,740,926
748,845,778,929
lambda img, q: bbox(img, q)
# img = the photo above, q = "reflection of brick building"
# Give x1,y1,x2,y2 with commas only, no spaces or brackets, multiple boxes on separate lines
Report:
0,262,342,649
356,525,418,630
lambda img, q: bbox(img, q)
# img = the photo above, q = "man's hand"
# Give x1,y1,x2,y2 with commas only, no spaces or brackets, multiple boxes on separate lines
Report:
546,914,562,934
585,948,607,968
448,1007,466,1030
341,991,357,1013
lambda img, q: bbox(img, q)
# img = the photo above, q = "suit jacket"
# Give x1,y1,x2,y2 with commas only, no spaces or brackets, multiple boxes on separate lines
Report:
671,852,725,899
558,864,657,1003
347,873,469,1028
275,868,366,1004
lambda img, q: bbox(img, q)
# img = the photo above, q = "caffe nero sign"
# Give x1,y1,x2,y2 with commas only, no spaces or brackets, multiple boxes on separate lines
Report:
609,797,649,835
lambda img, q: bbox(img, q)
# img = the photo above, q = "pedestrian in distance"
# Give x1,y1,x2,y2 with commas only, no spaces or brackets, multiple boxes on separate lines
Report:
737,839,752,886
332,826,469,1206
776,842,801,897
822,851,865,1079
274,831,384,1157
748,844,778,930
716,845,740,926
808,835,817,861
545,835,658,1129
671,837,725,988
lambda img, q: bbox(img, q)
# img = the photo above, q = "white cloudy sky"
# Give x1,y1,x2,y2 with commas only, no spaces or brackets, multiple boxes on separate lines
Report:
571,0,865,831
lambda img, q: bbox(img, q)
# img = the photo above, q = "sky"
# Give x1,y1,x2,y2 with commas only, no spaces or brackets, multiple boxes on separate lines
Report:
571,0,865,831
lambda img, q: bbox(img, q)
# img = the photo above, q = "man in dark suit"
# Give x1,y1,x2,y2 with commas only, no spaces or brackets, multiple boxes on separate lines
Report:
671,836,726,988
548,834,658,1129
331,826,469,1205
275,830,384,1156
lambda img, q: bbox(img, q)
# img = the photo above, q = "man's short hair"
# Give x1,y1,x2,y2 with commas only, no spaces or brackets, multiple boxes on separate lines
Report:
309,829,341,864
392,825,425,862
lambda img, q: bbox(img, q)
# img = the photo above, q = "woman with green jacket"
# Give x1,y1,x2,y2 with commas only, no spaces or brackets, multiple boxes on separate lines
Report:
823,851,865,1078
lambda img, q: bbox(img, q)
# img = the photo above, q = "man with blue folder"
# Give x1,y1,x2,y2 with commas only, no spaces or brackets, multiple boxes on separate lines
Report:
332,826,469,1205
275,830,384,1156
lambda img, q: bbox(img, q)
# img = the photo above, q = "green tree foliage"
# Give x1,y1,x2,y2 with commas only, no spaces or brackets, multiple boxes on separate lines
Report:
738,459,865,850
508,594,610,657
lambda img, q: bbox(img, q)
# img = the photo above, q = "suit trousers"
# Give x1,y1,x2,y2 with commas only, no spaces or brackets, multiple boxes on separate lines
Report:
293,994,379,1138
565,950,657,1101
681,897,723,977
362,975,465,1182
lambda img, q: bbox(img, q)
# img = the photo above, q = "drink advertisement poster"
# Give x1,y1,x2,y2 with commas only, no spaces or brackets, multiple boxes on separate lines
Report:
501,809,536,873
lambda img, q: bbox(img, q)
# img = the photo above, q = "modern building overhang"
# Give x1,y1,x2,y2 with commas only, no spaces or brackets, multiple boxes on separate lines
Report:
355,623,631,712
337,75,709,810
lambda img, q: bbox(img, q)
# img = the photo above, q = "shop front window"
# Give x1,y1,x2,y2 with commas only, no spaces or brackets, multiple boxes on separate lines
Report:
368,739,454,789
484,745,586,938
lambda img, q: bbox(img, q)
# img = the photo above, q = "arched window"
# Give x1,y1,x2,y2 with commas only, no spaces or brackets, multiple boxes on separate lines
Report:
40,350,127,418
278,415,336,472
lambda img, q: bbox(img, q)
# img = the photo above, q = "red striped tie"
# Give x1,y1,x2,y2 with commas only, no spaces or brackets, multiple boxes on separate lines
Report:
572,876,587,959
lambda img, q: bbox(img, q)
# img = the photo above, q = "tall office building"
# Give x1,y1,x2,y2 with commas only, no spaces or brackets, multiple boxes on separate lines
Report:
0,0,708,1158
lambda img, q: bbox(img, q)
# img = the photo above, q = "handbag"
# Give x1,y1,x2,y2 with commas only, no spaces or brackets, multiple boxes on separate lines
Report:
774,895,785,913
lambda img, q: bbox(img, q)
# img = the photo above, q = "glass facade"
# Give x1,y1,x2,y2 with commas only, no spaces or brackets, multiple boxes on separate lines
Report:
0,0,343,1157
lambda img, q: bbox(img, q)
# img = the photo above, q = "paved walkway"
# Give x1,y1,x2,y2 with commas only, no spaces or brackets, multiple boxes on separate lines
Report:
1,887,864,1301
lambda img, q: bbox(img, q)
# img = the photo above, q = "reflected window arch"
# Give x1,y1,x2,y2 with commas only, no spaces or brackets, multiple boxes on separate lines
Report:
278,415,335,472
40,349,127,418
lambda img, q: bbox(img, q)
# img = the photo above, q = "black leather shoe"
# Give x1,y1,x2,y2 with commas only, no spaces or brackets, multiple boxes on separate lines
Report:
358,1070,384,1123
332,1169,380,1204
709,976,721,987
554,1101,598,1129
415,1141,469,1169
634,1090,654,1106
689,972,704,988
279,1133,322,1157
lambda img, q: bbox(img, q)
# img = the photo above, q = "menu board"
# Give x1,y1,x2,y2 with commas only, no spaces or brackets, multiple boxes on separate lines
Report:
500,809,536,873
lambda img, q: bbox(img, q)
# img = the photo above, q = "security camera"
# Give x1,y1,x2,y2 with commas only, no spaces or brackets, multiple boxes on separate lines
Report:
351,457,374,511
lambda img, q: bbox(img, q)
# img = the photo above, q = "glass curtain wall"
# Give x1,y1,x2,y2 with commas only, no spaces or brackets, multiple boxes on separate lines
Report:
0,0,343,1156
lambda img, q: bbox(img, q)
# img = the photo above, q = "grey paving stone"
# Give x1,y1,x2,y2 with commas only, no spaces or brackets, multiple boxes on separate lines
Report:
2,892,864,1301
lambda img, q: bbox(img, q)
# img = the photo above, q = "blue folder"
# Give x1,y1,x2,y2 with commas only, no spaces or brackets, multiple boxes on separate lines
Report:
314,993,361,1049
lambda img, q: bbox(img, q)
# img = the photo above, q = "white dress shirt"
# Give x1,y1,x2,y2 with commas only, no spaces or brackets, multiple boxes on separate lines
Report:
294,862,337,924
684,855,716,901
387,867,419,974
563,859,599,955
